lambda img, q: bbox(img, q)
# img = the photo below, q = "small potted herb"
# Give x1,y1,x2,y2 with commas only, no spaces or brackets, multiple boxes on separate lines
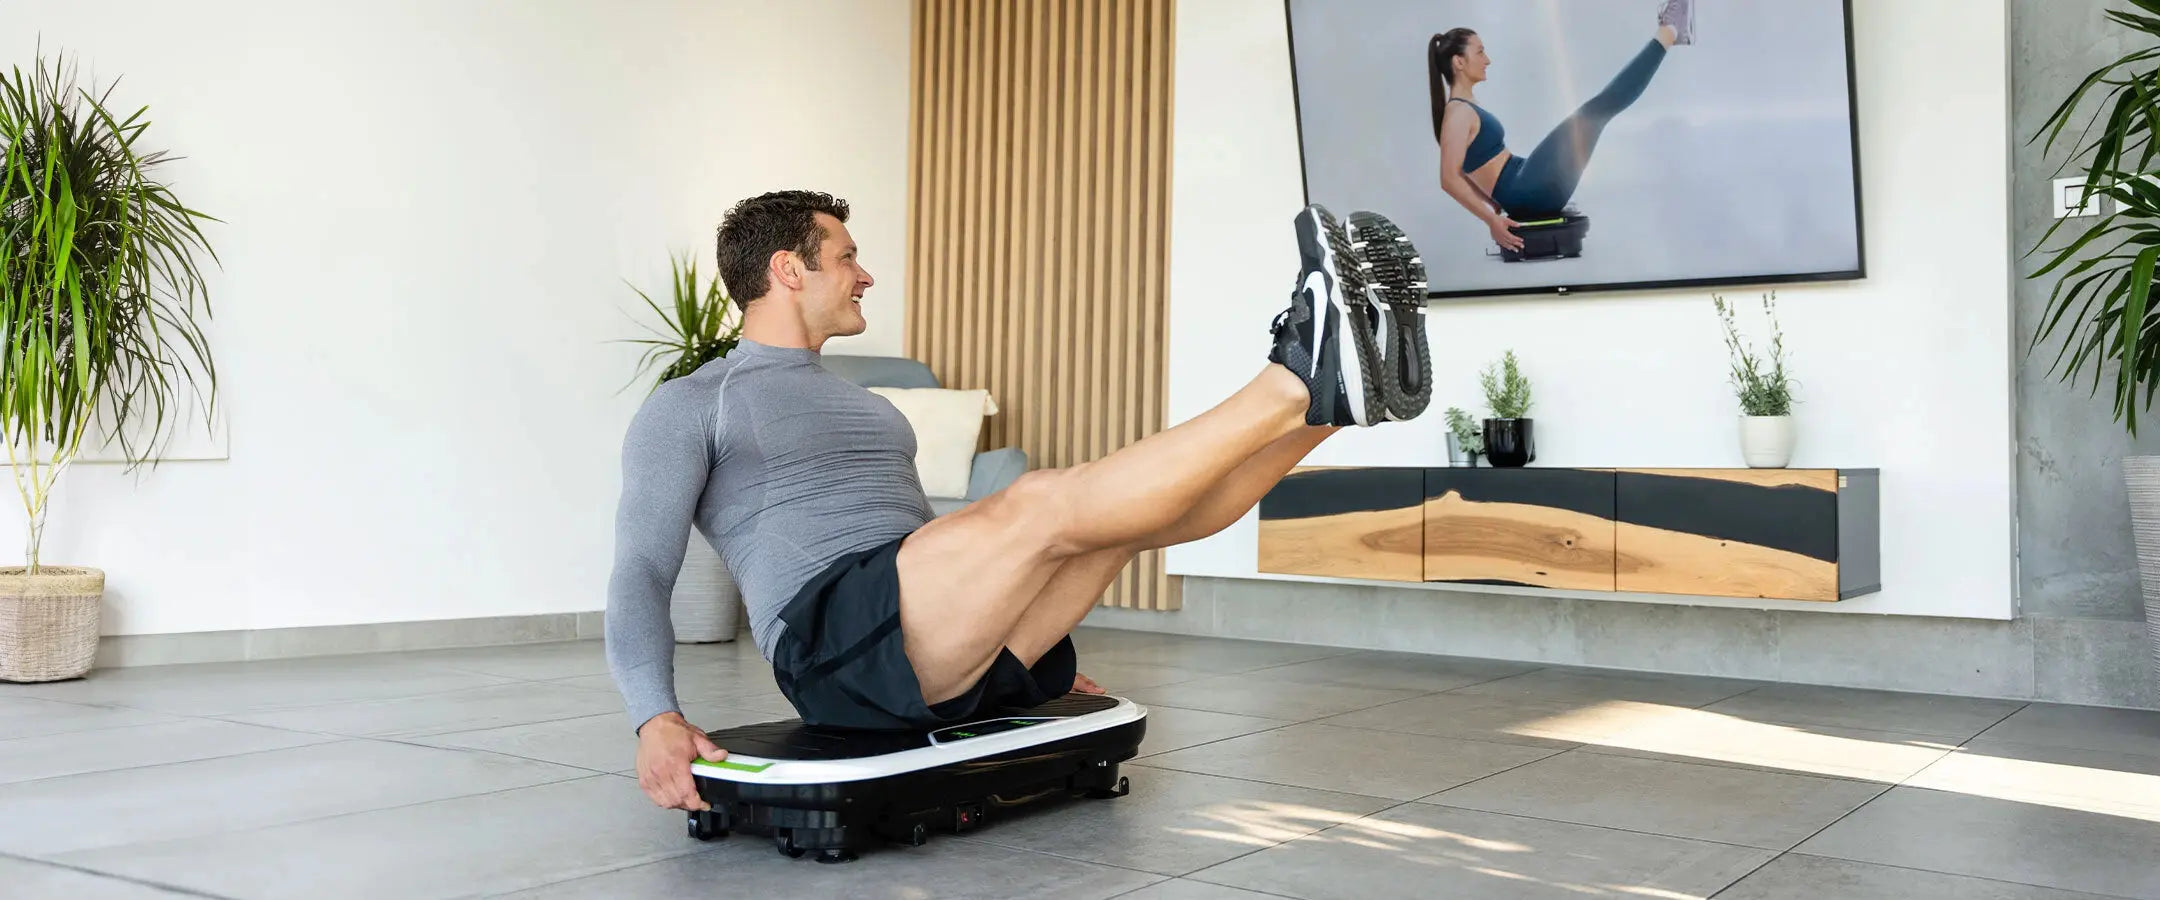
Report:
1714,292,1797,468
1445,407,1483,466
1480,351,1535,467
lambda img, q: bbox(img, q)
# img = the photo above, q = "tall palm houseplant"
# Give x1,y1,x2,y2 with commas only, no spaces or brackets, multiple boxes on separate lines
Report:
2027,1,2160,692
0,52,217,682
620,252,743,642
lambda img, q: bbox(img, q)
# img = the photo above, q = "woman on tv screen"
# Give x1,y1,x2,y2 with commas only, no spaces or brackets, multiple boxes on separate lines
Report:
1430,0,1696,253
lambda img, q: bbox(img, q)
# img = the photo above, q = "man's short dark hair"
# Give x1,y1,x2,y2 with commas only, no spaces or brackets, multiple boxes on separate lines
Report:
715,190,851,309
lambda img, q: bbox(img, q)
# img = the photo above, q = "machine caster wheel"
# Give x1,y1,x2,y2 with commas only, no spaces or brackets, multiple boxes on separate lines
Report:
1085,776,1130,799
815,849,859,865
686,810,727,842
775,834,806,859
906,823,929,847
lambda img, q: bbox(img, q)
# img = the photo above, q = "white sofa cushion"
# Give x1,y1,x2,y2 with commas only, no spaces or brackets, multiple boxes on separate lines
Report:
867,387,999,499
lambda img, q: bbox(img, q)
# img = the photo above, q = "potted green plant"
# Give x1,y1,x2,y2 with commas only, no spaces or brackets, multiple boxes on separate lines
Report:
1715,292,1797,467
620,252,744,643
0,52,219,682
1444,406,1483,466
2027,5,2160,692
1479,350,1534,467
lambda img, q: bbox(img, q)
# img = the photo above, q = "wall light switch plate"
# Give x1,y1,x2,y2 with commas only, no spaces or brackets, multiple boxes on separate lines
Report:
2054,176,2100,218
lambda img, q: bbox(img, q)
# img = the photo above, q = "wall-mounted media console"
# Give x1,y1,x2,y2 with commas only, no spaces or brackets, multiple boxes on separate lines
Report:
1257,467,1881,602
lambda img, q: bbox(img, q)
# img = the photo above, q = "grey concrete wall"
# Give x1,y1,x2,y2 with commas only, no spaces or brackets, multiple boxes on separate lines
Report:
2011,0,2160,706
1081,0,2160,711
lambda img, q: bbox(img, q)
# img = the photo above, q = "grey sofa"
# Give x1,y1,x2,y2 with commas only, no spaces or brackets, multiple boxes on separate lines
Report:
819,354,1027,516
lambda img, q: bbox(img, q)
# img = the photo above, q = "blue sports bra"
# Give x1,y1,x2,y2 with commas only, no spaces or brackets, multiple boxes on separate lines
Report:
1450,98,1505,172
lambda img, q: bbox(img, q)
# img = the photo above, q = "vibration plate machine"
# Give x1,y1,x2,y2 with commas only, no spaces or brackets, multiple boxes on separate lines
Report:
1500,207,1591,262
686,693,1148,863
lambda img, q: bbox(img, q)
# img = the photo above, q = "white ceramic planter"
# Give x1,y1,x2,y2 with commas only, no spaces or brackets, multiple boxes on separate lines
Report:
1739,415,1795,468
2120,456,2160,692
671,533,741,643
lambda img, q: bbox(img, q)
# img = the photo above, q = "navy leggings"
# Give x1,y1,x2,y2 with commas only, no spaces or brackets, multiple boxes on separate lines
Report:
1491,39,1667,215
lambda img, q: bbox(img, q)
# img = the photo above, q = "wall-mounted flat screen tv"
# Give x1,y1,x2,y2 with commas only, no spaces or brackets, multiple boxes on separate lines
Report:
1285,0,1864,299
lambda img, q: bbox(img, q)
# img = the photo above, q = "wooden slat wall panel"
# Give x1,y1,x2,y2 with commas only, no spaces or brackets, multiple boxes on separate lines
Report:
906,0,1178,611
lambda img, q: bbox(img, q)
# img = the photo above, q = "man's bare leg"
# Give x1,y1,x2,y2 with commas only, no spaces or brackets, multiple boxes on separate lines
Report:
1003,424,1341,670
895,362,1313,703
1148,424,1339,550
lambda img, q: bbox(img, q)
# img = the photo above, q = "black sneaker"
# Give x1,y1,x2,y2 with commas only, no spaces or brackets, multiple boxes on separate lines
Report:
1347,210,1431,422
1271,204,1381,427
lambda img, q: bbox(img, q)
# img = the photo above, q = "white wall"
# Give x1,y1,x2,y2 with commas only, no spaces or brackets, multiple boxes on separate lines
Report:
1164,0,2019,621
0,0,914,635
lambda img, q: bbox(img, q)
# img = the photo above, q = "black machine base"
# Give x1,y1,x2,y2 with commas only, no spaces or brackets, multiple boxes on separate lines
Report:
686,693,1145,862
1500,209,1590,262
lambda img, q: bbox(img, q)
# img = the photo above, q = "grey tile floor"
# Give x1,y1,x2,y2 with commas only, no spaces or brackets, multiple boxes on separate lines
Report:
1,627,2156,899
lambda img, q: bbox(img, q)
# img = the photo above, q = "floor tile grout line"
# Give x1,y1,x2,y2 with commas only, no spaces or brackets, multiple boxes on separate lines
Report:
1564,741,1956,789
947,833,1210,884
1135,700,1593,760
1616,713,2001,748
1131,719,1307,763
1404,744,1578,804
0,716,201,746
943,835,1195,883
1114,740,1588,852
19,673,554,721
1158,878,1310,900
1123,696,1428,723
5,698,700,789
463,843,736,899
1704,851,1787,900
1407,790,1831,856
1083,792,1429,887
0,847,240,899
1723,775,1898,876
0,692,162,714
0,731,398,788
9,739,611,833
1132,730,1571,802
195,704,638,744
1957,702,2036,750
1890,701,2038,789
1713,851,2148,900
1117,760,1401,811
1169,798,1426,888
362,734,635,778
41,768,624,865
1197,648,1465,681
1127,682,1555,747
1480,742,1911,792
1938,732,2160,768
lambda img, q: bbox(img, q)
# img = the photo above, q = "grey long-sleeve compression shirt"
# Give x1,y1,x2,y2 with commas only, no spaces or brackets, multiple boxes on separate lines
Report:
604,339,934,731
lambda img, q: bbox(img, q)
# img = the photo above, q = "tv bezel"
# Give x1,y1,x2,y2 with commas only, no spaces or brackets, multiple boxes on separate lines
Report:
1281,0,1867,300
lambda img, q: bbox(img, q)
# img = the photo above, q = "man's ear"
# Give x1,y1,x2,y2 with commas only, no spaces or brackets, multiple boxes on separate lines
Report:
768,249,803,292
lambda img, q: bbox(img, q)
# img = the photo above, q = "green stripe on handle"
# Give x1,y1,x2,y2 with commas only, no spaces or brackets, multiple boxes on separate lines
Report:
700,758,772,772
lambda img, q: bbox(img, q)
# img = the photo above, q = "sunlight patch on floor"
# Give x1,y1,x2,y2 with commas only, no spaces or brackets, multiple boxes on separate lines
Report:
1514,704,2160,823
1909,747,2160,822
1168,801,1382,849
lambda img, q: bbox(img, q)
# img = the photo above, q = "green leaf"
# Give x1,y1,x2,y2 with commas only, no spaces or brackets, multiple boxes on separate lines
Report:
2124,245,2160,435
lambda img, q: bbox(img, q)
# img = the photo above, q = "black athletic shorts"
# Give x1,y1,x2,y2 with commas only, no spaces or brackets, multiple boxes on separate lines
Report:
770,534,1078,731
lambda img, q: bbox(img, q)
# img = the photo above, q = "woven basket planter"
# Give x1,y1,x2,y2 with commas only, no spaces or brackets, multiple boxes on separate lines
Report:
0,566,105,683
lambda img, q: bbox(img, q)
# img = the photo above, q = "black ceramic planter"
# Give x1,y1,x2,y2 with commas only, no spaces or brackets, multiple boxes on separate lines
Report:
1483,418,1535,467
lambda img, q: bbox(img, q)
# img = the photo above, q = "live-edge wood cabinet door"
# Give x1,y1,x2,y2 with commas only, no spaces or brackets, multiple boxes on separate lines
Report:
1422,468,1617,590
1255,467,1424,582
